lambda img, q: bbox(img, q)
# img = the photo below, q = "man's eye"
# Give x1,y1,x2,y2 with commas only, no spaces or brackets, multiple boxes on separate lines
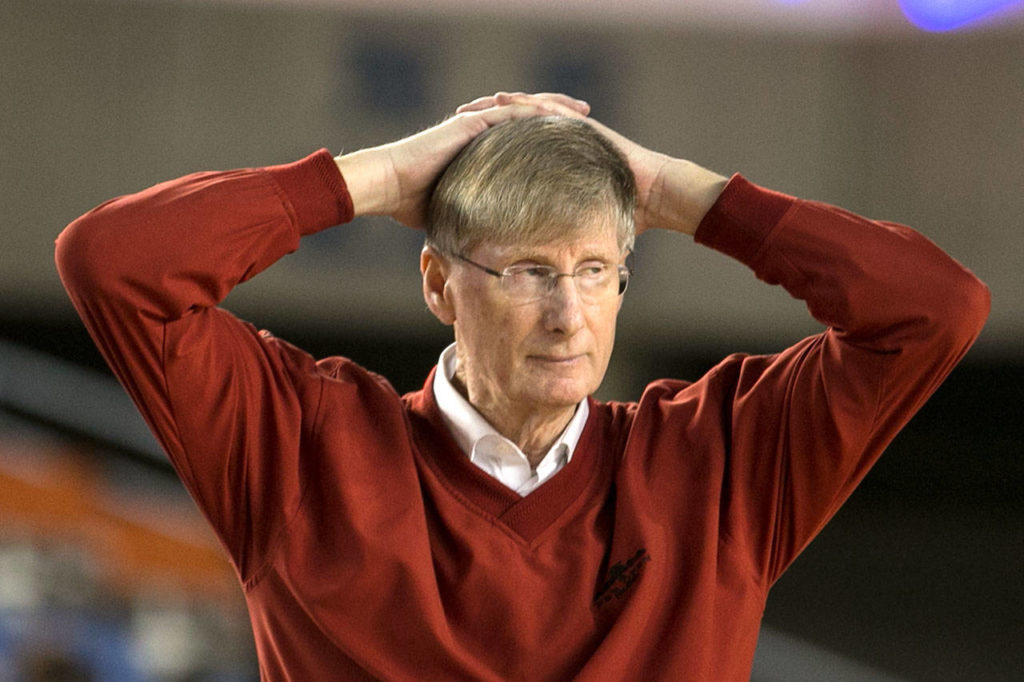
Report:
521,267,552,279
578,265,605,277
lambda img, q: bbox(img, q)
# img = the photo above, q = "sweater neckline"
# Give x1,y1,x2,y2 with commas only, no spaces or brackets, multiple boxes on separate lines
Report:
403,367,610,545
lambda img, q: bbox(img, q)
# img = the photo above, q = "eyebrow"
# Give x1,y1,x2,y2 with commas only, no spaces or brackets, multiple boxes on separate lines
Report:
504,246,619,265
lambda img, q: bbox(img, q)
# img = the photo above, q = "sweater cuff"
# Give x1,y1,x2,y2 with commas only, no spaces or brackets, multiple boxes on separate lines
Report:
264,149,354,236
693,174,796,267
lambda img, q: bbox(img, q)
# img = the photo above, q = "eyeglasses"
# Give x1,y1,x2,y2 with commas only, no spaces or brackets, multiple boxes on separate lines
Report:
454,252,631,304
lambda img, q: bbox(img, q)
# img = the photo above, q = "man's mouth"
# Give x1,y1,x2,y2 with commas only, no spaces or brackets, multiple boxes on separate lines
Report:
528,354,584,365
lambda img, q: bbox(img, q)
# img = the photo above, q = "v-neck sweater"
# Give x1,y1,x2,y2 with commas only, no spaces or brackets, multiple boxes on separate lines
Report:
56,149,989,681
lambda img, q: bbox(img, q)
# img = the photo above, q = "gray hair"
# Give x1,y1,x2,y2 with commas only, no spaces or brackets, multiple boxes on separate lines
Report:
426,116,636,256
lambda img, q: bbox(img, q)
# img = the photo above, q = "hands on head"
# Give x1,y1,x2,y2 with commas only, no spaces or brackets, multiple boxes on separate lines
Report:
336,92,591,228
335,91,726,236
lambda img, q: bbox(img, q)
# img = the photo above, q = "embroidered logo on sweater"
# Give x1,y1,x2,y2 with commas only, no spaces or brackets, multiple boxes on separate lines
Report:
594,548,650,607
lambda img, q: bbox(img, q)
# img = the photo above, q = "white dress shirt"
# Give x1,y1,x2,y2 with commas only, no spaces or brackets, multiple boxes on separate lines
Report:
432,343,589,497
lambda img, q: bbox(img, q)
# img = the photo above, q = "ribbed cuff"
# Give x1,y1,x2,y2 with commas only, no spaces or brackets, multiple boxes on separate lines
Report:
264,149,354,236
694,174,795,268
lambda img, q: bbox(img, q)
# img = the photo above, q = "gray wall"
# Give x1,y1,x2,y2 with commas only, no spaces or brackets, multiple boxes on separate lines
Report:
2,0,1021,370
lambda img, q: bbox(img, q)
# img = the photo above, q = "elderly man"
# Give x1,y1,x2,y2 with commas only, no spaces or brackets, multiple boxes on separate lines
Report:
57,92,988,680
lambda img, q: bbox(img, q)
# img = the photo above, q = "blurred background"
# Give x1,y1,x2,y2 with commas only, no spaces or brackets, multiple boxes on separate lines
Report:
1,0,1022,679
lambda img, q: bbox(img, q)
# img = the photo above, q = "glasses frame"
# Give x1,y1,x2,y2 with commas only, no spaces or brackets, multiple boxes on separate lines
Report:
452,252,632,302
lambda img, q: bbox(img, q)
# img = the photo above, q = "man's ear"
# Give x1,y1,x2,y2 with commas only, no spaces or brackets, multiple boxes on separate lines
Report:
421,246,456,325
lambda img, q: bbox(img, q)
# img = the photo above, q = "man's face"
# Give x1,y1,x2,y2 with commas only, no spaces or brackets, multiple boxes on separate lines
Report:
446,216,625,421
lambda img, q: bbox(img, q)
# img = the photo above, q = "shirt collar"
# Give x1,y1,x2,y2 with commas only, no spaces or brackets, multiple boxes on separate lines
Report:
432,342,588,468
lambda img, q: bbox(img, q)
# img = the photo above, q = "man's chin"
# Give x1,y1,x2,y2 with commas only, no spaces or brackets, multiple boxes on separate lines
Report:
528,380,592,409
519,362,603,407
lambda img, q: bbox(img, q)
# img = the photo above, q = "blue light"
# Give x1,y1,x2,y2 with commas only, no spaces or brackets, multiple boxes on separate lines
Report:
899,0,1024,31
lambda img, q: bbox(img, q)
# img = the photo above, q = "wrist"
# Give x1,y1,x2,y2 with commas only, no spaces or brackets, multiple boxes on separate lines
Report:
334,147,397,218
651,159,728,236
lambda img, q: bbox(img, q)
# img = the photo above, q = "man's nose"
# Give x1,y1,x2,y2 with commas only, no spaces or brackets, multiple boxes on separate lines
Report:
542,276,585,335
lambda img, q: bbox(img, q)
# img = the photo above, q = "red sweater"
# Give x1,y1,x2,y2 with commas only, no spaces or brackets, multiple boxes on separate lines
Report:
56,150,988,681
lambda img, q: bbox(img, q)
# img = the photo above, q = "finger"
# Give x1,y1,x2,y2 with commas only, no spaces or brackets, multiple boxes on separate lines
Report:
514,92,590,115
455,95,498,114
466,101,584,129
456,92,590,116
494,92,590,116
456,92,526,112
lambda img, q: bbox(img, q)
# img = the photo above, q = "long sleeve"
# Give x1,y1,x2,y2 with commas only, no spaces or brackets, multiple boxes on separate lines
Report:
690,175,990,584
55,150,354,580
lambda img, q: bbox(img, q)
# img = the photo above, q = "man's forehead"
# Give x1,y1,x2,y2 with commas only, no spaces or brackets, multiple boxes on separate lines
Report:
476,215,622,258
479,228,621,262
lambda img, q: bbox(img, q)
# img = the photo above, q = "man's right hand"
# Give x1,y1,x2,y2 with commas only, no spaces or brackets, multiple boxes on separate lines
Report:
335,92,590,229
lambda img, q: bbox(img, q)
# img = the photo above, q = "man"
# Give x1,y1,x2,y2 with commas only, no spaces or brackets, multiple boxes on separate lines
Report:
56,92,988,680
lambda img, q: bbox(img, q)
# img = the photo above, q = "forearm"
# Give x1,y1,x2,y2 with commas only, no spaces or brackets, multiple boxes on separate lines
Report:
695,175,990,351
56,150,352,321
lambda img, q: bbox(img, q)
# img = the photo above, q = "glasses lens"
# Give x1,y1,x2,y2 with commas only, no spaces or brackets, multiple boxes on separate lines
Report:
502,266,551,301
575,265,616,300
497,264,630,302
